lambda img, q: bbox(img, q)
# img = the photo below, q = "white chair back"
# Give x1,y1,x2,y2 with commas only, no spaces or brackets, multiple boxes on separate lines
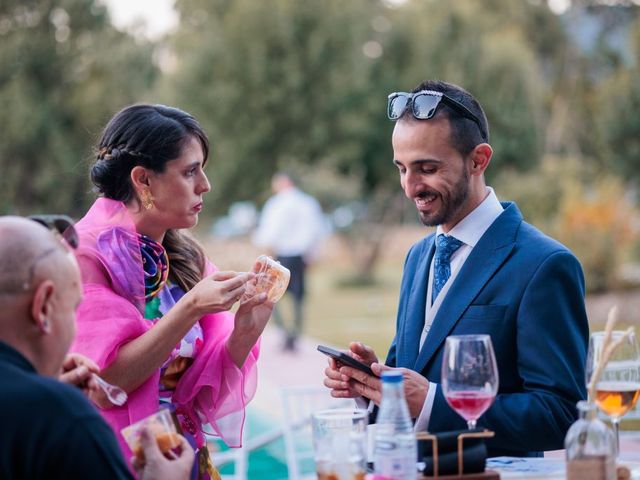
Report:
280,385,353,480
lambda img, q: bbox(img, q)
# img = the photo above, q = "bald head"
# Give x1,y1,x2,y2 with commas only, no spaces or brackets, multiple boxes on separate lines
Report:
0,216,82,376
0,217,72,295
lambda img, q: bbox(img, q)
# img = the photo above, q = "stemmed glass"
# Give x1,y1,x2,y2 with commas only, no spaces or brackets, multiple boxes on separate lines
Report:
586,330,640,455
441,334,499,430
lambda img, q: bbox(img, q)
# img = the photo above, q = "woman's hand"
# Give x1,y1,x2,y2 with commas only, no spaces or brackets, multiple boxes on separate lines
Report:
185,271,254,316
226,292,274,368
235,293,273,336
100,271,256,394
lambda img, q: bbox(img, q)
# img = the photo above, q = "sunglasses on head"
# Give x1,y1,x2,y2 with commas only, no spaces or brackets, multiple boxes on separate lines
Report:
387,90,487,141
28,214,79,249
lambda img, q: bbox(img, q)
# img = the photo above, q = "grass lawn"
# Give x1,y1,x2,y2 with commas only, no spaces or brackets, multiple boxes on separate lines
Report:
293,259,402,357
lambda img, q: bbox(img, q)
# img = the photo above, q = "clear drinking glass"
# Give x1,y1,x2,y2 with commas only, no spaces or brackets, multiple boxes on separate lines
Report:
311,408,368,480
121,408,180,461
586,330,640,455
441,334,499,430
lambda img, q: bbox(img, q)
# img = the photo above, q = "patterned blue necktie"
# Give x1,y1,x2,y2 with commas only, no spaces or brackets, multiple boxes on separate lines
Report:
432,234,463,304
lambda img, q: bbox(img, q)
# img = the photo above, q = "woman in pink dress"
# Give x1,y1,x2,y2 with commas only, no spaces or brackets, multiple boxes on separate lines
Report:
70,104,272,479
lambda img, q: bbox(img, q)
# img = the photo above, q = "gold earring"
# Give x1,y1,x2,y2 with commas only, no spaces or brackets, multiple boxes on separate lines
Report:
141,189,153,210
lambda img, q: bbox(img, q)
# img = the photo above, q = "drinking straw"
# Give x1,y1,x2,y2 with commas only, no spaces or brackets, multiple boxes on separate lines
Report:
588,306,635,401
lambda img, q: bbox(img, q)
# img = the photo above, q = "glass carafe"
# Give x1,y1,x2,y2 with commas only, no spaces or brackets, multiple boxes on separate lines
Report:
565,401,616,480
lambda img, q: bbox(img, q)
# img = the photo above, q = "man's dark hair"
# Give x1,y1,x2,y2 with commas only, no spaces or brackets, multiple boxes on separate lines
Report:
400,80,489,156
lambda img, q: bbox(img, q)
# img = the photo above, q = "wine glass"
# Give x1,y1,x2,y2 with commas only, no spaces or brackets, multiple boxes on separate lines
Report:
586,330,640,455
441,334,499,430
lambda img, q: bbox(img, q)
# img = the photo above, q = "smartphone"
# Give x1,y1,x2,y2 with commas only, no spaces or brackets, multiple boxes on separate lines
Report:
317,345,375,376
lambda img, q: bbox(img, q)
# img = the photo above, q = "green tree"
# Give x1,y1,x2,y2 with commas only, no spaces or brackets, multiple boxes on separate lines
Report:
595,14,640,186
0,0,158,216
162,0,554,218
381,1,548,175
162,0,391,214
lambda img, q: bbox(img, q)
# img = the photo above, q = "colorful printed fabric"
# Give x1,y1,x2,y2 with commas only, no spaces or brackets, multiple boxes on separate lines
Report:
140,234,170,299
138,235,203,399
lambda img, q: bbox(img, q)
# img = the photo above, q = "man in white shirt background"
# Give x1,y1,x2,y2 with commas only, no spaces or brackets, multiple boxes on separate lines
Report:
322,80,589,457
253,172,326,352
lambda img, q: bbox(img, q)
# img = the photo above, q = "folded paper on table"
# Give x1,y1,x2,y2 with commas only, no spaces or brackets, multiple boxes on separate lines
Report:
486,457,565,475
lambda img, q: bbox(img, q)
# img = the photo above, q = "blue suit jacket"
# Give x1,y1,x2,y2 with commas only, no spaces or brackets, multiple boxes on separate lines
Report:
386,202,589,457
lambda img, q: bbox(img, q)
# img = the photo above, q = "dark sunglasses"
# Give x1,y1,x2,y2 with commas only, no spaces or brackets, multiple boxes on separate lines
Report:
28,214,79,249
387,90,487,141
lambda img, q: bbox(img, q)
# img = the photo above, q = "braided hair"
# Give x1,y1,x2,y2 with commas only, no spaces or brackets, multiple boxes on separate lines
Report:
90,104,209,291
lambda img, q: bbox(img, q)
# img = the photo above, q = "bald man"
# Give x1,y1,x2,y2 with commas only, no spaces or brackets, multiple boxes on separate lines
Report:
0,216,194,480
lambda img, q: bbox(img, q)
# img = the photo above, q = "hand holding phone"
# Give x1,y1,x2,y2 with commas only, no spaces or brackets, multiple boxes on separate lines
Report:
317,345,375,377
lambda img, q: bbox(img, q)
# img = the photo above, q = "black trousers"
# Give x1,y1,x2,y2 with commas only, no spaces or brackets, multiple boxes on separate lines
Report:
273,255,306,343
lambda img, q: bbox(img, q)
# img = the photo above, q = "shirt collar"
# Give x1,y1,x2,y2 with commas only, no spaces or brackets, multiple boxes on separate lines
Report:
0,341,37,374
435,187,504,248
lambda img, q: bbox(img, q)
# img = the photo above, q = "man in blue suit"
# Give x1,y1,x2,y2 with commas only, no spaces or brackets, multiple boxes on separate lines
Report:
323,80,589,457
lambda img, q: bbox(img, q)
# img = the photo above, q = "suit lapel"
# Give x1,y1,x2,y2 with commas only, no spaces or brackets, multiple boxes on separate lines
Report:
399,238,435,368
412,203,522,374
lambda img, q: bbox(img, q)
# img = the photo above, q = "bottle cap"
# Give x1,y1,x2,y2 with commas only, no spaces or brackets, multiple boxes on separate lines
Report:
381,370,403,383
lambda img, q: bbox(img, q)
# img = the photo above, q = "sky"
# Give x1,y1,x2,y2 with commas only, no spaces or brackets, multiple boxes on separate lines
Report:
101,0,178,39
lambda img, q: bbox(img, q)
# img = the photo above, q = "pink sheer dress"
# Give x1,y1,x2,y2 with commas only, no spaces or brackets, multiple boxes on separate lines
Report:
70,198,260,468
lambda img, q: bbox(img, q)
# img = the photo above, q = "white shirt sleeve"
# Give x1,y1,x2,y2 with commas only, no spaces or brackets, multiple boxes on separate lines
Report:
355,396,375,413
413,382,438,432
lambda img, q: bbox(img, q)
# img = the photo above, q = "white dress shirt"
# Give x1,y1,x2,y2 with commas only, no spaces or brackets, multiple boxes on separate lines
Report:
252,187,326,258
413,187,504,432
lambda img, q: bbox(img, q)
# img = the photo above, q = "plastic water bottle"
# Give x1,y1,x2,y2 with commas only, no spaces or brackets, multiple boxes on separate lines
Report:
373,370,417,479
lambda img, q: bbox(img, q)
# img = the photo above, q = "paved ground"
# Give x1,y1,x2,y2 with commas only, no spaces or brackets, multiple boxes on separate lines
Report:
250,325,336,421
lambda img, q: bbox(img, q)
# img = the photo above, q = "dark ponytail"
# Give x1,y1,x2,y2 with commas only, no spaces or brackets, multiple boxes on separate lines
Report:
163,229,206,291
90,104,211,290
